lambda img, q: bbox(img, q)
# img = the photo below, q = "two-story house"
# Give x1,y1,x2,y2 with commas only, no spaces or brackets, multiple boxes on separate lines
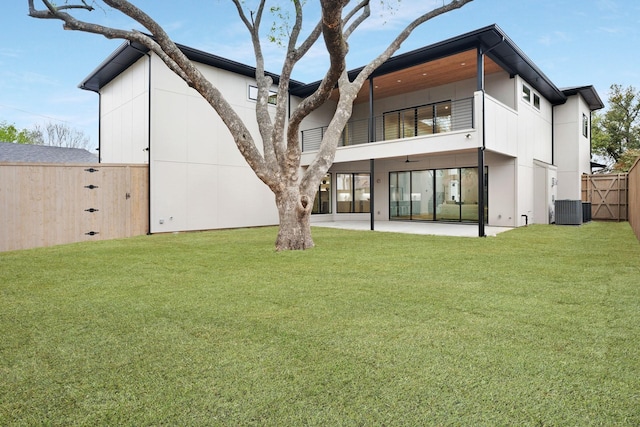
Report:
80,24,603,236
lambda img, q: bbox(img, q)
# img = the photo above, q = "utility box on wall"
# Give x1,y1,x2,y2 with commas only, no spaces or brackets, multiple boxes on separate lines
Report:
555,200,583,225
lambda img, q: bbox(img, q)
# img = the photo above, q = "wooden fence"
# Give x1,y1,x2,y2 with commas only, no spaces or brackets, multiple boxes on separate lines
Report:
0,163,149,252
628,159,640,241
581,173,628,221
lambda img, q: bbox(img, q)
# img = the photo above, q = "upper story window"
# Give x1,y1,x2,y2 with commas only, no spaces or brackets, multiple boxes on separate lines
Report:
582,114,589,137
522,84,531,103
533,93,541,110
248,85,277,105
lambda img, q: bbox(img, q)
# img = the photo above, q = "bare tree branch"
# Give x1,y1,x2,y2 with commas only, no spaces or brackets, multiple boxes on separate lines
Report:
27,0,475,250
28,0,278,187
342,0,370,40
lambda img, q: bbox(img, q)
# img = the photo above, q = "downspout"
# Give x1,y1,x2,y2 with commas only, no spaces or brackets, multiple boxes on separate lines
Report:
552,108,555,165
97,93,102,163
146,52,152,235
369,77,375,231
477,37,505,237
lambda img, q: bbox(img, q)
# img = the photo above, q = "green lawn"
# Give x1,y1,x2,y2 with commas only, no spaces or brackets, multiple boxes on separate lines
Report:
1,222,638,426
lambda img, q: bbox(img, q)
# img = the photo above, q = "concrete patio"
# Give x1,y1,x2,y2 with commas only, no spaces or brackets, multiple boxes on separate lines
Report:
312,220,513,237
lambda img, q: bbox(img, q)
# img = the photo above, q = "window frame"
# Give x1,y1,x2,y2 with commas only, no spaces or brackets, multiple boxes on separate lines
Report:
522,84,532,103
336,172,371,213
533,93,541,110
248,85,277,105
312,174,332,214
582,113,589,137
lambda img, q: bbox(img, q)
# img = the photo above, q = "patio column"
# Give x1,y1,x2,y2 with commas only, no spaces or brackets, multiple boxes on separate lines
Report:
477,46,486,237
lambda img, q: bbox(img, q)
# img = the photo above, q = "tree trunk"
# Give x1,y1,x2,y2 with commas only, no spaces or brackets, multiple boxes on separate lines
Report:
275,187,314,251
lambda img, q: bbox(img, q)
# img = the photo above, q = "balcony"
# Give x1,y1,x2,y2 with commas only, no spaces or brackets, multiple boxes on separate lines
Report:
301,97,474,152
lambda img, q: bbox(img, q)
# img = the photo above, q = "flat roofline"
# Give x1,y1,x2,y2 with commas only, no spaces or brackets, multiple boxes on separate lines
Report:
80,24,594,108
80,40,306,93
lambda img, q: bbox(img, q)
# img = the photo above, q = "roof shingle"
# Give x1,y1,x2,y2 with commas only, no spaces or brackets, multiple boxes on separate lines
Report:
0,142,98,164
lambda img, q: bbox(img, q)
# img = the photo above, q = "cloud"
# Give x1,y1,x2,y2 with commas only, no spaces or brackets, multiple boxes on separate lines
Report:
0,48,21,58
597,26,623,34
537,31,571,46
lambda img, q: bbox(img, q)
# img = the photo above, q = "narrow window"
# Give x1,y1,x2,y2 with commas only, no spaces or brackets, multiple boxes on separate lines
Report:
522,84,531,103
582,114,589,137
248,85,277,105
533,93,541,110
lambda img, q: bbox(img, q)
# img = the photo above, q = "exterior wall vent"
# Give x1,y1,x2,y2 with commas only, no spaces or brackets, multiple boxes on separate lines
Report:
555,200,583,225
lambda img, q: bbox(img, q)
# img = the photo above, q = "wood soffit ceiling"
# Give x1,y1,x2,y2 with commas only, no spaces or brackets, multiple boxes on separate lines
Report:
332,49,503,104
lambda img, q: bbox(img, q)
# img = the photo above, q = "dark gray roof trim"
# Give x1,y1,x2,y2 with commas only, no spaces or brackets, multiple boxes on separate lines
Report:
561,86,605,111
291,24,568,104
0,142,98,164
80,24,597,109
80,40,306,93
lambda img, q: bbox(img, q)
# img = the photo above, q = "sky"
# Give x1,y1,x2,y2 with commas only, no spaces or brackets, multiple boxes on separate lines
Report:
1,0,639,150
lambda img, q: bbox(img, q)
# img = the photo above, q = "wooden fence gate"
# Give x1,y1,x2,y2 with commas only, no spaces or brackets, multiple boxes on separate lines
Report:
581,173,628,221
0,163,149,252
628,159,640,241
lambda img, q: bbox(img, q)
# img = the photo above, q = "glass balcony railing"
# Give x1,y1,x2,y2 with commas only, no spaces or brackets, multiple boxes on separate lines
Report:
301,97,474,152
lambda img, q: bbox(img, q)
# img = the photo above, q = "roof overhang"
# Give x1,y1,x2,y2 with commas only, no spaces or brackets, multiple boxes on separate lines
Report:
290,24,569,106
80,24,596,110
561,86,605,111
79,40,306,93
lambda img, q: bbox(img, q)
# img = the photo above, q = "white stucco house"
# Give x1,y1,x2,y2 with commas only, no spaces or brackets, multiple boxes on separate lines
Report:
80,24,603,236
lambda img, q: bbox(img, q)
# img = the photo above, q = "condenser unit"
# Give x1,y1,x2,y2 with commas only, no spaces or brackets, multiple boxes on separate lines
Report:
555,200,583,225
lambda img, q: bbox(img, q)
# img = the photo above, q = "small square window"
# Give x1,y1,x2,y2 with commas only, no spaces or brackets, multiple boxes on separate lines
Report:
533,93,540,110
248,85,277,105
522,85,531,103
248,85,259,101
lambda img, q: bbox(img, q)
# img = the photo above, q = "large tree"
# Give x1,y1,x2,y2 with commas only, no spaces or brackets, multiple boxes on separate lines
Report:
31,122,92,149
28,0,473,250
0,121,38,144
592,84,640,171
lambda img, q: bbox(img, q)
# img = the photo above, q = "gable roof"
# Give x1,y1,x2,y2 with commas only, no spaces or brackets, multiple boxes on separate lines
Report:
79,24,599,110
0,142,98,164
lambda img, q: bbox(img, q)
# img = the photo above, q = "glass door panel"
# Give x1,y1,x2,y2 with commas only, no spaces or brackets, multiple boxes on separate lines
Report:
401,109,416,138
312,173,332,214
389,171,410,219
416,105,434,136
435,168,460,221
353,173,370,213
460,168,478,221
336,173,352,213
411,170,434,220
383,112,400,140
435,102,452,133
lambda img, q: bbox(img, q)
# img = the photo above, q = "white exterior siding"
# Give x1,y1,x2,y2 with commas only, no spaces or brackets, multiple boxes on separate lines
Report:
99,57,149,164
88,26,600,236
485,152,516,227
554,94,592,200
483,94,518,156
99,54,279,234
148,54,279,233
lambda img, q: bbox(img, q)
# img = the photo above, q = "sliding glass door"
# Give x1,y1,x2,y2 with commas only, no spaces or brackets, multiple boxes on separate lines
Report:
390,167,486,223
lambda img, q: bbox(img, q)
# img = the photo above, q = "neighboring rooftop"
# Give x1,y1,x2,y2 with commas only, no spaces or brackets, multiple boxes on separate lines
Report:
0,142,98,164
